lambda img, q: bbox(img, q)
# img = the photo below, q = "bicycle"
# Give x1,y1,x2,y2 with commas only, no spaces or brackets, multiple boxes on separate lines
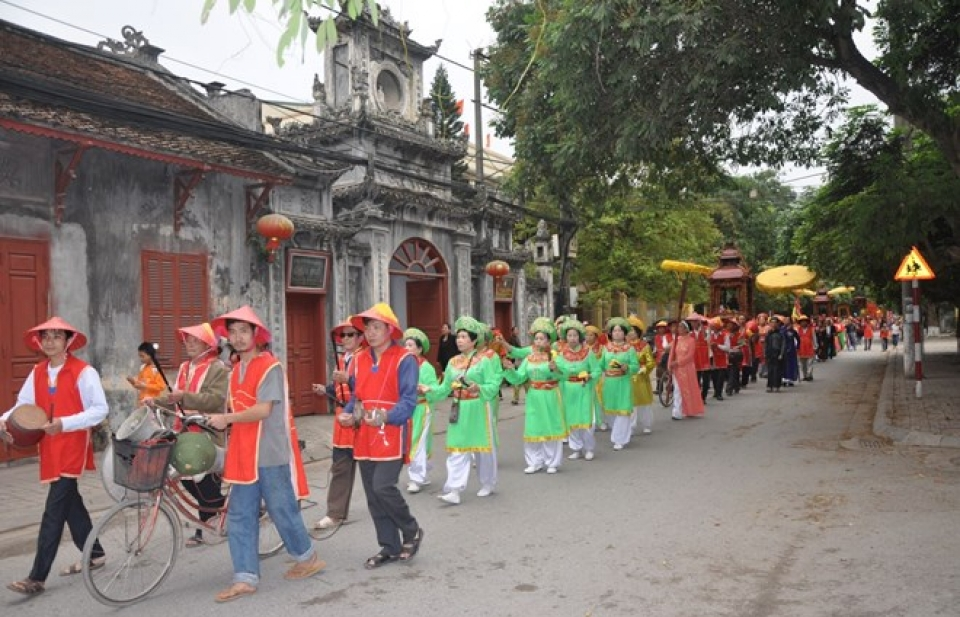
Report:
657,369,674,407
83,413,283,607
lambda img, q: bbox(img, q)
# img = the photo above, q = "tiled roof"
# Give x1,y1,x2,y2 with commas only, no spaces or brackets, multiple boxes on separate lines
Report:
0,20,304,181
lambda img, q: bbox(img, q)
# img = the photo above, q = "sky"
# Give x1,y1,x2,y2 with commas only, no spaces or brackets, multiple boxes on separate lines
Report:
0,0,881,190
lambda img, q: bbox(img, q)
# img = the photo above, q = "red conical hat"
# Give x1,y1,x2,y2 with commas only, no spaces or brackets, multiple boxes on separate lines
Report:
351,302,403,340
24,316,87,352
177,322,218,348
331,318,357,338
211,305,272,345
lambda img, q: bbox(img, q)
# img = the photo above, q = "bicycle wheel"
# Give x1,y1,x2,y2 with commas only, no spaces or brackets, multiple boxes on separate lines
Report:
82,497,180,607
658,373,673,407
258,510,284,558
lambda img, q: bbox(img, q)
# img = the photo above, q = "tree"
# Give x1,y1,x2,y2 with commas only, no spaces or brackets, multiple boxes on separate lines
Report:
429,65,468,188
793,107,960,305
483,0,960,177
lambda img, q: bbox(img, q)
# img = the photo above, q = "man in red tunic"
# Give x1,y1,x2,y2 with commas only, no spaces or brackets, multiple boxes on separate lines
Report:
208,306,323,602
795,315,818,381
1,317,108,595
340,303,423,569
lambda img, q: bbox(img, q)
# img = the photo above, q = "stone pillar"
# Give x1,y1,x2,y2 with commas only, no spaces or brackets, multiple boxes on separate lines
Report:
368,224,391,304
453,239,473,317
267,250,287,362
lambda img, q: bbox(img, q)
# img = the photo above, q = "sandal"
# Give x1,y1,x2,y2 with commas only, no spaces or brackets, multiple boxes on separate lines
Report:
7,579,44,595
185,533,204,548
284,555,326,580
215,582,256,603
363,551,399,570
60,556,105,576
399,527,424,562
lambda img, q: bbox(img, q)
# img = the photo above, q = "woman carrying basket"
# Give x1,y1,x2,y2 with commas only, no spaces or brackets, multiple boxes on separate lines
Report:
1,317,109,596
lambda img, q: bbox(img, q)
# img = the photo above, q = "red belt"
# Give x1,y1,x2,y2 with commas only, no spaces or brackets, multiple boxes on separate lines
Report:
531,381,558,390
454,390,479,400
605,370,626,377
567,376,589,383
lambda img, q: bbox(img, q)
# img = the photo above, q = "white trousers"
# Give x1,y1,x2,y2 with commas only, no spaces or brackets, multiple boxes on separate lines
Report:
671,377,684,419
407,414,431,485
444,448,498,493
524,440,564,469
567,427,596,453
610,415,633,446
631,405,653,432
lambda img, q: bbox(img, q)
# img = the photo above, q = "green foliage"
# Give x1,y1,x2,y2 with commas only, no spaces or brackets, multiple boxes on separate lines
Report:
793,107,960,305
201,0,378,65
429,66,468,186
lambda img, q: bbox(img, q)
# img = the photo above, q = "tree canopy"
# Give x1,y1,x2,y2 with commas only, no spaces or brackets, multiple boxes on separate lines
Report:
483,0,960,178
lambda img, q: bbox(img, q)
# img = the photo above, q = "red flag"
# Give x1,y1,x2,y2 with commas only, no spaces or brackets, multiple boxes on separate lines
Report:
792,295,803,321
455,99,464,115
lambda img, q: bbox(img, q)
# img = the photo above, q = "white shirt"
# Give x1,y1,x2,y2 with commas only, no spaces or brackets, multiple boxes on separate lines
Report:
2,361,109,432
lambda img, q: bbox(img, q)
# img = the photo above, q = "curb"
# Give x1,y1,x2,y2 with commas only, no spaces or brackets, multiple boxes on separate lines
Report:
872,345,960,448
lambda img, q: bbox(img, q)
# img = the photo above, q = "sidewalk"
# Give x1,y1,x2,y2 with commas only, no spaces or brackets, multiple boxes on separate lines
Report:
873,335,960,447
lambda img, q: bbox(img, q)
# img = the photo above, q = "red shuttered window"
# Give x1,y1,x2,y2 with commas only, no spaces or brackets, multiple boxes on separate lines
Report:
141,251,209,368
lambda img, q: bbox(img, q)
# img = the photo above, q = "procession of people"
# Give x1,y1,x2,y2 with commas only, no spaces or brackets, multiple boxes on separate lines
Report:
0,300,899,602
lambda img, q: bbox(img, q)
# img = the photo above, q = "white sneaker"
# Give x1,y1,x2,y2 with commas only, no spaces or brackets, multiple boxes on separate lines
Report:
438,491,461,505
567,451,581,460
642,428,652,434
584,451,595,461
546,467,558,474
598,422,610,431
406,482,421,493
612,443,624,451
313,516,342,530
523,465,542,474
476,486,493,497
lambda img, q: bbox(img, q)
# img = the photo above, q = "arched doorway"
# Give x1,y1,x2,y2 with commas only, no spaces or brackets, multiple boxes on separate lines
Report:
389,238,448,367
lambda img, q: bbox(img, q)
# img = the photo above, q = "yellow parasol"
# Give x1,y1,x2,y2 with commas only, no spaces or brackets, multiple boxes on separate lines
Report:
795,288,817,297
755,265,817,294
661,260,714,317
827,285,856,297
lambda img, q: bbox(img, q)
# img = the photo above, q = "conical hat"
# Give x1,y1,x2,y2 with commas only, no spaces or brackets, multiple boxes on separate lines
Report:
177,323,218,348
24,316,87,352
211,305,271,345
351,303,403,340
403,327,430,353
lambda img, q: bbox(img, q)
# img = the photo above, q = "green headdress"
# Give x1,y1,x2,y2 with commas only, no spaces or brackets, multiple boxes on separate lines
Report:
606,316,630,335
454,315,485,338
529,316,558,342
558,318,586,340
403,327,430,353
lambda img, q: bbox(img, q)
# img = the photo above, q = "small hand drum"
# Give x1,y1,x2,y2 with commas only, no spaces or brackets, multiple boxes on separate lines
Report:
7,404,48,448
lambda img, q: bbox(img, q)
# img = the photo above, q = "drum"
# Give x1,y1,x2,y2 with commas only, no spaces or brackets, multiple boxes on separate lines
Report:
7,404,47,448
115,406,164,443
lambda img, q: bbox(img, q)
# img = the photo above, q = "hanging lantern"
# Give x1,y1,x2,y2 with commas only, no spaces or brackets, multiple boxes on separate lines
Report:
484,260,510,278
255,213,294,263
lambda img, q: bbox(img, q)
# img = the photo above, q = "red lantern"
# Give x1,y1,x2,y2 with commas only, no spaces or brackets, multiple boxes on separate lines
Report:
484,260,510,278
255,213,294,262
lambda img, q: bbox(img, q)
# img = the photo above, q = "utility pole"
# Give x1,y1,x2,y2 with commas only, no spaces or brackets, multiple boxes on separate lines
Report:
472,49,485,185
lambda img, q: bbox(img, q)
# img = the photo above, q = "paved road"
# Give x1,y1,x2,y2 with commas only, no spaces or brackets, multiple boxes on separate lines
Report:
3,350,959,616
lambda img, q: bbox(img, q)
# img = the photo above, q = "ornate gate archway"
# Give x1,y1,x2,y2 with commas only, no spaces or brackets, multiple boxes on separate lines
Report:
389,238,449,367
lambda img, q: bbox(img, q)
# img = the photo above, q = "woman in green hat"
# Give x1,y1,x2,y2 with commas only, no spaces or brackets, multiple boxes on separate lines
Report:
402,328,443,493
554,319,600,461
503,317,567,473
600,317,640,450
427,316,503,505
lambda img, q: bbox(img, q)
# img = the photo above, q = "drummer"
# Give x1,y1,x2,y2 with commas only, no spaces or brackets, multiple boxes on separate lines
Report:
0,317,109,596
145,323,228,547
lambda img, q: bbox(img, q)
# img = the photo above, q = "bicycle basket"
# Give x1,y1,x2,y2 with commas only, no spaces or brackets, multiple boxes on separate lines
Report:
113,436,175,492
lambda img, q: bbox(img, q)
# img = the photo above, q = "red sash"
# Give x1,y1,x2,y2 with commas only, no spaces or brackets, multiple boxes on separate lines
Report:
693,329,711,371
34,355,95,483
331,353,357,449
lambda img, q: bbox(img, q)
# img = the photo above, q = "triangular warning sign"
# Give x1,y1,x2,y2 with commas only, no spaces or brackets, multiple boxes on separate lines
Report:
894,246,936,281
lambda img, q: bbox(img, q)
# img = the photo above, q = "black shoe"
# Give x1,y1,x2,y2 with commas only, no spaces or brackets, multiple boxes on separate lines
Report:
714,395,724,401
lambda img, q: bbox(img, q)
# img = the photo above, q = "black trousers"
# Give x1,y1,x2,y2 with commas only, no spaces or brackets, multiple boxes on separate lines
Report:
359,459,418,556
29,477,104,582
698,370,711,400
711,368,726,398
766,357,785,390
326,447,358,521
181,474,225,524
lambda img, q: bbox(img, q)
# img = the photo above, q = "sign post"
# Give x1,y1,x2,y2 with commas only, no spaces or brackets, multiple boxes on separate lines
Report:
894,246,936,398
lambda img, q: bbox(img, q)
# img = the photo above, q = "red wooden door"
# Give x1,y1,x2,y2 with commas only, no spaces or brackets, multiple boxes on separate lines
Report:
285,294,326,416
0,238,49,462
495,302,513,337
406,279,443,367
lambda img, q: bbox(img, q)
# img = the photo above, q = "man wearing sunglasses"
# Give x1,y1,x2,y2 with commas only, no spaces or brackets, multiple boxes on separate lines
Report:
312,319,364,530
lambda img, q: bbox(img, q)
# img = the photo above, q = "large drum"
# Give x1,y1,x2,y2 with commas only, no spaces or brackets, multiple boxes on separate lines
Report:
99,440,130,502
6,404,47,448
170,432,217,476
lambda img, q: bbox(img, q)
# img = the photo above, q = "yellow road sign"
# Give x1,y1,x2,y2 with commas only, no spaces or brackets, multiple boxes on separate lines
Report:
894,246,936,281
